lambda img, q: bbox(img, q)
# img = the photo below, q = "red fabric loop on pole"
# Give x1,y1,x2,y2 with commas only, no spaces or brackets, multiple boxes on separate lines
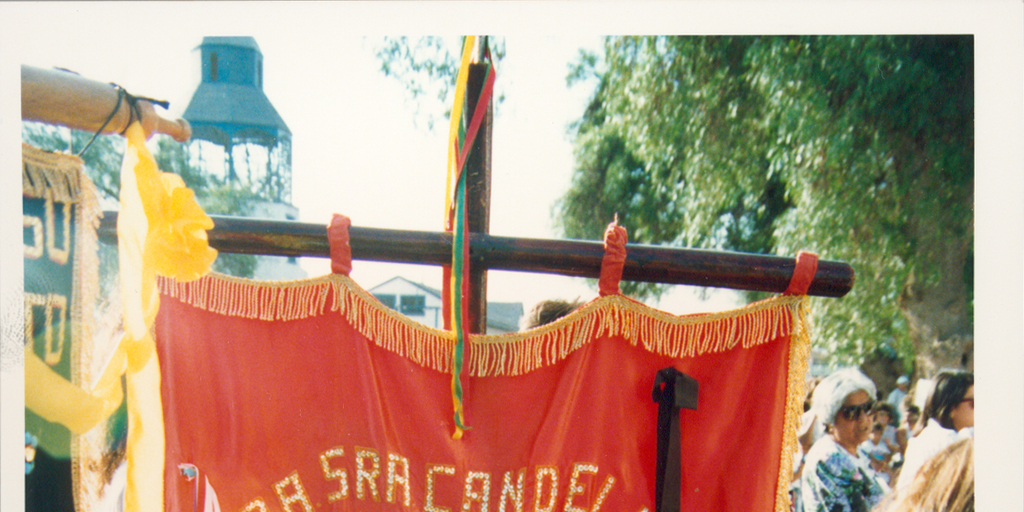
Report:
783,251,819,296
599,220,628,296
328,214,353,276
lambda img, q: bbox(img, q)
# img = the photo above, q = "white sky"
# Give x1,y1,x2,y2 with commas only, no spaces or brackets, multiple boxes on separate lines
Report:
1,1,1022,510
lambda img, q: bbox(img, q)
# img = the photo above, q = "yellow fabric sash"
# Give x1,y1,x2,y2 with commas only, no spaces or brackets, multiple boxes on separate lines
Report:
117,122,216,512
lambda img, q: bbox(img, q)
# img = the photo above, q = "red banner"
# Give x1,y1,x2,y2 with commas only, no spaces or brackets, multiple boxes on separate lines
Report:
154,274,809,512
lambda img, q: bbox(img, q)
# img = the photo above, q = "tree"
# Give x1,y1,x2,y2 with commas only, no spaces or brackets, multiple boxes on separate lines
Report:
23,124,260,280
376,36,506,130
558,36,973,379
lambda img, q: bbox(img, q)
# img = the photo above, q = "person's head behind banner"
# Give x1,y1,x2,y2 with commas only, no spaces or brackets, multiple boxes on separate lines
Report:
924,370,974,431
522,299,584,330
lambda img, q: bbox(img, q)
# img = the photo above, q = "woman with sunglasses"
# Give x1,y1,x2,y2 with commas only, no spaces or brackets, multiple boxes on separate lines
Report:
800,368,890,512
895,370,974,493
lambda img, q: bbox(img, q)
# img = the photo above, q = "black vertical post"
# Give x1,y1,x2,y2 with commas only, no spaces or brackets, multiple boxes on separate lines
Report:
652,368,699,512
464,40,492,334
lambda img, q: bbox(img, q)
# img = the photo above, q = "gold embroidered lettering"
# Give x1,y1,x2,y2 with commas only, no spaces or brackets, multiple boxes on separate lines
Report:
242,498,269,512
387,452,411,506
355,447,381,501
461,471,491,512
563,464,598,512
45,193,70,266
591,476,615,512
24,293,44,347
498,469,526,512
425,464,456,512
24,293,67,365
273,472,314,512
534,466,558,512
320,446,349,502
45,294,66,365
24,214,43,259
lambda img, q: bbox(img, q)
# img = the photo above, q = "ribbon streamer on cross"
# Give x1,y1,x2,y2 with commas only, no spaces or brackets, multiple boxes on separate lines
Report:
442,36,497,439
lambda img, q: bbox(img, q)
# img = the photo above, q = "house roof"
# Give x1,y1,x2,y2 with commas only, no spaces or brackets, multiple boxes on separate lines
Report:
369,276,523,332
370,276,442,298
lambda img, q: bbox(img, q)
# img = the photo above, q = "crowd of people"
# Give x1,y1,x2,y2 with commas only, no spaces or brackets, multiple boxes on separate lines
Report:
791,368,974,512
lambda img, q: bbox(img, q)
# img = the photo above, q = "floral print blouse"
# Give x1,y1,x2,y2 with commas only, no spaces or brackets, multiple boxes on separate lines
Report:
800,436,890,512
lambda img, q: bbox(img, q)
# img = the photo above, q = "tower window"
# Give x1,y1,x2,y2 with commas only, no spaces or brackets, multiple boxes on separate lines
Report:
210,53,219,81
257,60,263,88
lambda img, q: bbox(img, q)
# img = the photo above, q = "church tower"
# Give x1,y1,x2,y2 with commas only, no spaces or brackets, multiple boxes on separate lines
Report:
183,36,304,280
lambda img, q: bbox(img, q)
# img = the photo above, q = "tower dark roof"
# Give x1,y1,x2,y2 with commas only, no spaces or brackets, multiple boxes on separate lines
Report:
201,36,261,52
183,36,289,147
184,82,289,145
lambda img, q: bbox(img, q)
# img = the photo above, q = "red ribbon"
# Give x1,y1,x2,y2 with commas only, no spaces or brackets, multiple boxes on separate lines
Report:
783,251,818,296
328,214,352,276
599,220,628,296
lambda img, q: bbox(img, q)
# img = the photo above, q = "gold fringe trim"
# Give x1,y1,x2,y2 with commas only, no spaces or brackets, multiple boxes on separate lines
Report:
159,273,808,378
471,293,803,377
159,273,458,374
72,174,103,512
774,297,812,512
22,144,86,202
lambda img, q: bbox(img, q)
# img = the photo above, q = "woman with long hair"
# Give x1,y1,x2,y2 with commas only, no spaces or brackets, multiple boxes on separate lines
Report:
895,370,974,492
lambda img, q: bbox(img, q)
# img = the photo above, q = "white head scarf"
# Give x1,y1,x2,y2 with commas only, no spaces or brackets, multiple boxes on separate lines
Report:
811,368,877,426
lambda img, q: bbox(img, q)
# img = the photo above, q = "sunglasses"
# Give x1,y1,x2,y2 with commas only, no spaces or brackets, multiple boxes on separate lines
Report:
838,400,875,421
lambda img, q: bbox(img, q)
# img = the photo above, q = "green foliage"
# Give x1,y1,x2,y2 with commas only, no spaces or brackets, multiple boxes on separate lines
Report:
152,136,209,192
375,36,506,130
558,36,973,367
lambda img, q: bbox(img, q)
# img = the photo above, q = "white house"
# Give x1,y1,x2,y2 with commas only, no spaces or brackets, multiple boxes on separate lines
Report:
368,276,523,334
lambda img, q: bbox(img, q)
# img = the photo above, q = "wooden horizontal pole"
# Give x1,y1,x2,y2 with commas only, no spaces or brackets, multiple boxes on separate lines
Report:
97,212,854,297
22,65,191,142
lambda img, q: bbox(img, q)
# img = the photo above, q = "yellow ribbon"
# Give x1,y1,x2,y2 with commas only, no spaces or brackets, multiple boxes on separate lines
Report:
24,345,124,435
117,122,217,512
444,35,476,223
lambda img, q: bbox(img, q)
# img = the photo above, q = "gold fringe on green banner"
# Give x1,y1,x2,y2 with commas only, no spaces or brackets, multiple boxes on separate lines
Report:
22,143,105,512
23,144,88,204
